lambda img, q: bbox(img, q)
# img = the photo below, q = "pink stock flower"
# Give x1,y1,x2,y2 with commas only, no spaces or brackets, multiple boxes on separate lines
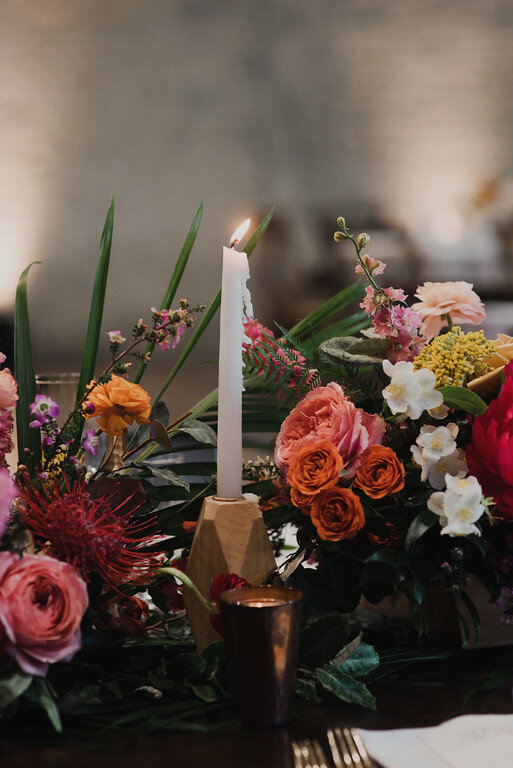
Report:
0,412,14,467
275,382,385,478
0,553,88,675
244,319,274,344
0,468,17,542
355,255,385,276
0,368,18,412
412,281,486,339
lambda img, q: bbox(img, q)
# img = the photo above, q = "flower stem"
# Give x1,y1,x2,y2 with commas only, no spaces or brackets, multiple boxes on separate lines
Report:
159,567,217,614
350,237,380,291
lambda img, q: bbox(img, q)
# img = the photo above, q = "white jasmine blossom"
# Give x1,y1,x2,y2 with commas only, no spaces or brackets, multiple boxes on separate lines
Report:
427,474,485,537
412,445,467,490
382,360,443,420
416,423,458,463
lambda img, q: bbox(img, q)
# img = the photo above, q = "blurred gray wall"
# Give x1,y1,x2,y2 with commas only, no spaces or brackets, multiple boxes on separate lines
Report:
2,0,513,400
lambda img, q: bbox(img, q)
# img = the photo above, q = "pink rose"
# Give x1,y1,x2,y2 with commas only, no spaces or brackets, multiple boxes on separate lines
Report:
275,382,385,478
0,553,88,675
412,281,486,339
0,368,18,412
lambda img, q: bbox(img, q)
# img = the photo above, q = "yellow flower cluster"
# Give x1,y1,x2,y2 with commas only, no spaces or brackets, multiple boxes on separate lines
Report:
413,327,495,387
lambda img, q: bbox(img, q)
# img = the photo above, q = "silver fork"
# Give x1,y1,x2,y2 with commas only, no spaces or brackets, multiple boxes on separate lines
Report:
291,738,330,768
327,727,375,768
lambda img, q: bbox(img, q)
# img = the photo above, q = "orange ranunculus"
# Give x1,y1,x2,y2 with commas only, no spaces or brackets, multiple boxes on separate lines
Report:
290,487,317,513
287,440,343,495
84,375,151,436
310,487,365,542
353,445,405,499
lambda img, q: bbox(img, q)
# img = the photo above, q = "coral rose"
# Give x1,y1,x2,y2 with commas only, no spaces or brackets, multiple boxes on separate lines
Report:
468,333,513,397
275,383,385,478
412,281,486,339
287,440,343,495
467,361,513,520
84,375,151,435
310,487,365,541
353,445,405,499
0,553,88,675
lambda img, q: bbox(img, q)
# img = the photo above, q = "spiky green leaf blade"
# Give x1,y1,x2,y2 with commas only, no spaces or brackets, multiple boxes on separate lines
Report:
154,207,274,403
134,203,203,383
76,199,114,402
14,262,41,464
290,284,364,340
316,663,376,710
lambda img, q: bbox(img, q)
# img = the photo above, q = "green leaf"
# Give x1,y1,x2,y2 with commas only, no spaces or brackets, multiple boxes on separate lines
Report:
438,385,487,416
404,509,438,554
136,461,190,491
188,682,218,703
76,199,115,402
459,590,481,644
14,262,41,465
339,643,379,678
320,336,386,365
291,284,364,340
295,677,321,703
298,615,350,667
150,420,174,451
31,677,62,732
176,417,217,446
316,664,376,710
165,653,207,682
154,207,274,403
0,671,32,710
134,203,203,383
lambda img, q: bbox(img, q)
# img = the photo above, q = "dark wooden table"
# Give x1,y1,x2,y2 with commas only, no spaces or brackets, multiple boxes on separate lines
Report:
2,651,513,768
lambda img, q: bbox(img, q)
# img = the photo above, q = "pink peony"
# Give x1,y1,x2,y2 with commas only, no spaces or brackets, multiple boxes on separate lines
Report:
0,368,18,412
0,553,88,675
275,382,385,478
0,469,17,541
412,281,486,339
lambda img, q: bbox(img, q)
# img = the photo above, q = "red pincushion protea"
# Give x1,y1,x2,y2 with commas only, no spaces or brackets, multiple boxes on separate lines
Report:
209,572,250,635
18,480,162,587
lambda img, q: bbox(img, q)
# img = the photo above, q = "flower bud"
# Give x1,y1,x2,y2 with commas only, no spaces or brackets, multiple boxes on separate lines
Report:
337,216,346,229
333,231,346,242
357,232,370,248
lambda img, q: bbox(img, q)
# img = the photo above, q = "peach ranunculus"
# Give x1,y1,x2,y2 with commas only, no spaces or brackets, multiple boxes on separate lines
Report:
353,445,405,499
0,368,18,412
84,375,151,435
412,281,486,339
468,333,513,397
0,553,88,675
287,440,343,495
275,383,385,478
310,487,365,541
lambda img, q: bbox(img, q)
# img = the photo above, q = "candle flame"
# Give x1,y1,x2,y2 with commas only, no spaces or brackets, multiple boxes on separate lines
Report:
229,218,251,248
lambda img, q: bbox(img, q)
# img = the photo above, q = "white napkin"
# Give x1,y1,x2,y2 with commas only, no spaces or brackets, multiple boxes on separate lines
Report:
359,714,513,768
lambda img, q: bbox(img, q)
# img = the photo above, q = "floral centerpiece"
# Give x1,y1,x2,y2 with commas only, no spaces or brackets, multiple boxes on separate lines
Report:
244,216,513,643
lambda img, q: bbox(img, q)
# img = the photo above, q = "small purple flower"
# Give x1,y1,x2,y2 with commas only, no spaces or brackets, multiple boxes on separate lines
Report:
42,435,54,447
83,429,99,456
84,402,95,415
29,394,59,427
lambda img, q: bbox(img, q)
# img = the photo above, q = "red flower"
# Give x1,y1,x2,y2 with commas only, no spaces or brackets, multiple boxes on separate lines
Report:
19,478,163,587
467,361,513,519
209,572,250,635
157,557,188,612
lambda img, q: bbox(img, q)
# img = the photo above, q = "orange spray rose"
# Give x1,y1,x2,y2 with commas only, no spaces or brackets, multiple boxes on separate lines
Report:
84,375,151,436
310,487,365,542
287,440,343,495
353,445,405,499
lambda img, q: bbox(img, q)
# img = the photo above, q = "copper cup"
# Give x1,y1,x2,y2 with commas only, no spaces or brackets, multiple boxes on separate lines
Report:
219,584,303,728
